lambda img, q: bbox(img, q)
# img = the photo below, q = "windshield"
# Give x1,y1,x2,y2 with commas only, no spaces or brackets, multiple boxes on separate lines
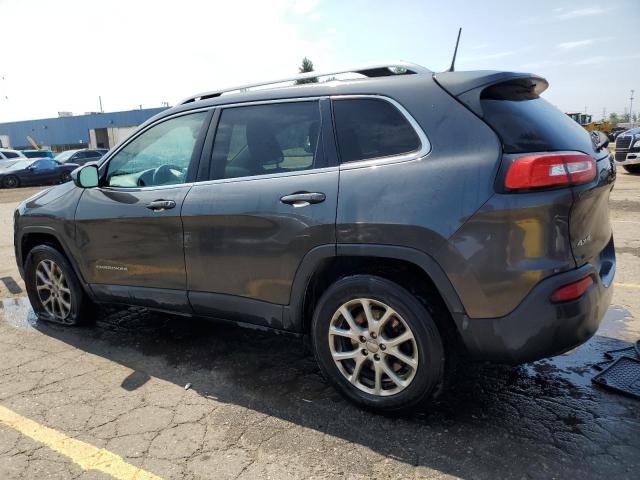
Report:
54,151,76,162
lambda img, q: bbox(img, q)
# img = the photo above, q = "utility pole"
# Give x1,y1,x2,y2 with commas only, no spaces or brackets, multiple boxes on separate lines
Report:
99,96,103,113
630,90,635,126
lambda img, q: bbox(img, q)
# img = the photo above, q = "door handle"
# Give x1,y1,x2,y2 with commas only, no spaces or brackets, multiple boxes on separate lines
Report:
280,192,326,207
146,199,176,211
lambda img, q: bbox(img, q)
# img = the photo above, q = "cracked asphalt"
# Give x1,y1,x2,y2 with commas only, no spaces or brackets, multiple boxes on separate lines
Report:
0,172,639,479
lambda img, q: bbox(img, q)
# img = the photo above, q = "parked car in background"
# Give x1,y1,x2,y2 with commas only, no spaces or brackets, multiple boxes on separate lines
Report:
0,148,27,161
21,149,55,159
614,127,640,174
55,149,108,166
13,62,615,414
0,158,78,188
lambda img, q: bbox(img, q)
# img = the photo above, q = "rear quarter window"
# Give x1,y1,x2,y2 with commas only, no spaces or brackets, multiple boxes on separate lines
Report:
480,81,596,154
332,98,421,163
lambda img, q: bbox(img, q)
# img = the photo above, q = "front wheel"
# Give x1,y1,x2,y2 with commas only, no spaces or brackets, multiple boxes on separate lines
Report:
60,171,72,183
24,245,92,325
623,164,640,174
2,175,19,188
311,275,445,414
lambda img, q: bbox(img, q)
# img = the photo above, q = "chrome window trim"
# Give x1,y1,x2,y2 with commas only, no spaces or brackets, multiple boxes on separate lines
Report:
330,94,431,169
187,165,339,188
96,93,431,190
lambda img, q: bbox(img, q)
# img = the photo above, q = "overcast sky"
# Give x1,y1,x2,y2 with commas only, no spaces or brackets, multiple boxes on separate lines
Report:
0,0,638,122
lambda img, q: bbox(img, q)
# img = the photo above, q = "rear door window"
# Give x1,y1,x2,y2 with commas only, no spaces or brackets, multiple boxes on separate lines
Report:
3,151,20,159
211,101,322,180
332,98,421,163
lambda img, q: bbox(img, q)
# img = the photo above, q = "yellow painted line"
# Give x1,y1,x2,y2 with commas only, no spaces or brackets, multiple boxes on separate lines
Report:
0,405,162,480
615,282,640,289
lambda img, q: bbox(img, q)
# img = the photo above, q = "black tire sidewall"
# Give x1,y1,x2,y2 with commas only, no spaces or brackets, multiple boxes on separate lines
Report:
311,275,445,414
3,176,19,188
623,165,640,174
24,245,85,325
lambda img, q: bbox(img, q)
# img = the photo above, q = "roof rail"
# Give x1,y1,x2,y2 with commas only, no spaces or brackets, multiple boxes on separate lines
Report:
178,61,430,105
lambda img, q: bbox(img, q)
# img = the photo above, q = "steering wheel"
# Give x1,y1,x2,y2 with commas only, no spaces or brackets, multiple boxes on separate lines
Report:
152,164,185,185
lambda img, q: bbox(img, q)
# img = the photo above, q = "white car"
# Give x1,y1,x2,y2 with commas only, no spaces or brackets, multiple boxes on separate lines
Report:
0,148,27,162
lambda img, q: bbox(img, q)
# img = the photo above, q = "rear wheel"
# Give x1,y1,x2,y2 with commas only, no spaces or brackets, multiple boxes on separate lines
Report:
311,275,445,414
2,175,19,188
25,245,92,325
623,164,640,174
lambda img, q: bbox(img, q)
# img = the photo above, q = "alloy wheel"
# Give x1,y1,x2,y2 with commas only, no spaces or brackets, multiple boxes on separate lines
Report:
4,176,17,188
35,259,73,323
328,298,419,396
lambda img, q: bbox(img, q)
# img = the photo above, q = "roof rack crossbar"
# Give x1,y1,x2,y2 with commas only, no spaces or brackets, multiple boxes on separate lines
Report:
178,61,430,105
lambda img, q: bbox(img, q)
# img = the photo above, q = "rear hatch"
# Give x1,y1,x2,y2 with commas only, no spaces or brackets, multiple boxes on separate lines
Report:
435,71,615,269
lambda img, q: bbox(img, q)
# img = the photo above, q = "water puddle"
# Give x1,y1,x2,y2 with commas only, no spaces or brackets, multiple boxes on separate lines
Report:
598,304,637,339
0,296,38,330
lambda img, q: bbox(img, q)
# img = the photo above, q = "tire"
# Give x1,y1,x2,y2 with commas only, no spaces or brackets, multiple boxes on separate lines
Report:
2,175,19,188
623,165,640,174
311,275,445,414
60,171,71,183
24,245,92,325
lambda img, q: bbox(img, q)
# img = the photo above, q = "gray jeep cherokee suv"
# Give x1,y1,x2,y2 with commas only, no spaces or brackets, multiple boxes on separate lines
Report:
14,62,615,413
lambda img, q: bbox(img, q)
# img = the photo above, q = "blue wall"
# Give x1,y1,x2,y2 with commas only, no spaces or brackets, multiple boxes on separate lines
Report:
0,107,168,148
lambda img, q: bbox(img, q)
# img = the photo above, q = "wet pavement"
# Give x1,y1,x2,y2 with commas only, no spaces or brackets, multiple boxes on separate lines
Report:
0,299,638,479
0,174,639,479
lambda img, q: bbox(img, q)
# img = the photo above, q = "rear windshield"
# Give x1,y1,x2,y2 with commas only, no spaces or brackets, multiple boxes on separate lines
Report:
480,82,595,154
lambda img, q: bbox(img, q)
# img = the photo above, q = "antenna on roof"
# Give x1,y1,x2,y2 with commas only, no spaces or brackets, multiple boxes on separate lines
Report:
448,28,462,72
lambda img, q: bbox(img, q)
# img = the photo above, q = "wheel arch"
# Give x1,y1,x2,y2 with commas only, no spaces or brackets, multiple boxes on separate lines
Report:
18,227,93,299
285,244,466,345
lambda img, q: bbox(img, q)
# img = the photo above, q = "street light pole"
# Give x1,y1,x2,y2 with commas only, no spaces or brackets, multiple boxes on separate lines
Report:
630,90,635,126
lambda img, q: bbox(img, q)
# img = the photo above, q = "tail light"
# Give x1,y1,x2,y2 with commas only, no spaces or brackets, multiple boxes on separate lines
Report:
505,153,596,190
550,276,593,303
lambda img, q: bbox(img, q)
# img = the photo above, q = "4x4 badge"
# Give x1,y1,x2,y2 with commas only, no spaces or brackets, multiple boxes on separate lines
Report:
577,234,592,247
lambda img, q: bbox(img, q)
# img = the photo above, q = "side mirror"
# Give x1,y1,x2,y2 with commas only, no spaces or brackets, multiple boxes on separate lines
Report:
72,164,99,188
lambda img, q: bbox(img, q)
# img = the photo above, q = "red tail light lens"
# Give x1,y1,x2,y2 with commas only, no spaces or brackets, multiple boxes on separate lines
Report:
505,153,596,190
550,276,593,303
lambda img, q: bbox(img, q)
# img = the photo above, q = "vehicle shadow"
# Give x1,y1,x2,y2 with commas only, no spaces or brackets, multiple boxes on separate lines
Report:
29,305,640,478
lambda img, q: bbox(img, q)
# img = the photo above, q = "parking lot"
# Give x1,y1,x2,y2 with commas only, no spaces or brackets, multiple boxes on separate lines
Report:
0,173,638,480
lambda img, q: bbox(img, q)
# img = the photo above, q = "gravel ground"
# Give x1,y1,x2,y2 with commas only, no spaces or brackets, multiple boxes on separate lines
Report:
0,173,638,480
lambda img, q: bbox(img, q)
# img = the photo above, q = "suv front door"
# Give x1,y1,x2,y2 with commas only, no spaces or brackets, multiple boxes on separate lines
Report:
182,99,338,329
74,110,210,312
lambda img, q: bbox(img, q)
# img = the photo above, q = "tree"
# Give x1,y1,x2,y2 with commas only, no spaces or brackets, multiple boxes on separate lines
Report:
295,57,318,85
608,112,619,126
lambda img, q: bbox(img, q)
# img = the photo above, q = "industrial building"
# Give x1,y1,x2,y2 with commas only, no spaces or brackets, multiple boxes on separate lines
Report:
0,107,168,152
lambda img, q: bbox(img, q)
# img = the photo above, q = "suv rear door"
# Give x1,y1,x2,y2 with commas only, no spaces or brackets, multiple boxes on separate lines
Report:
181,99,338,329
74,110,210,312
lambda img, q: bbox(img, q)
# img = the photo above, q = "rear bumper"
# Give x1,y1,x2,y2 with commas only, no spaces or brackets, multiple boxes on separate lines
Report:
454,238,615,364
